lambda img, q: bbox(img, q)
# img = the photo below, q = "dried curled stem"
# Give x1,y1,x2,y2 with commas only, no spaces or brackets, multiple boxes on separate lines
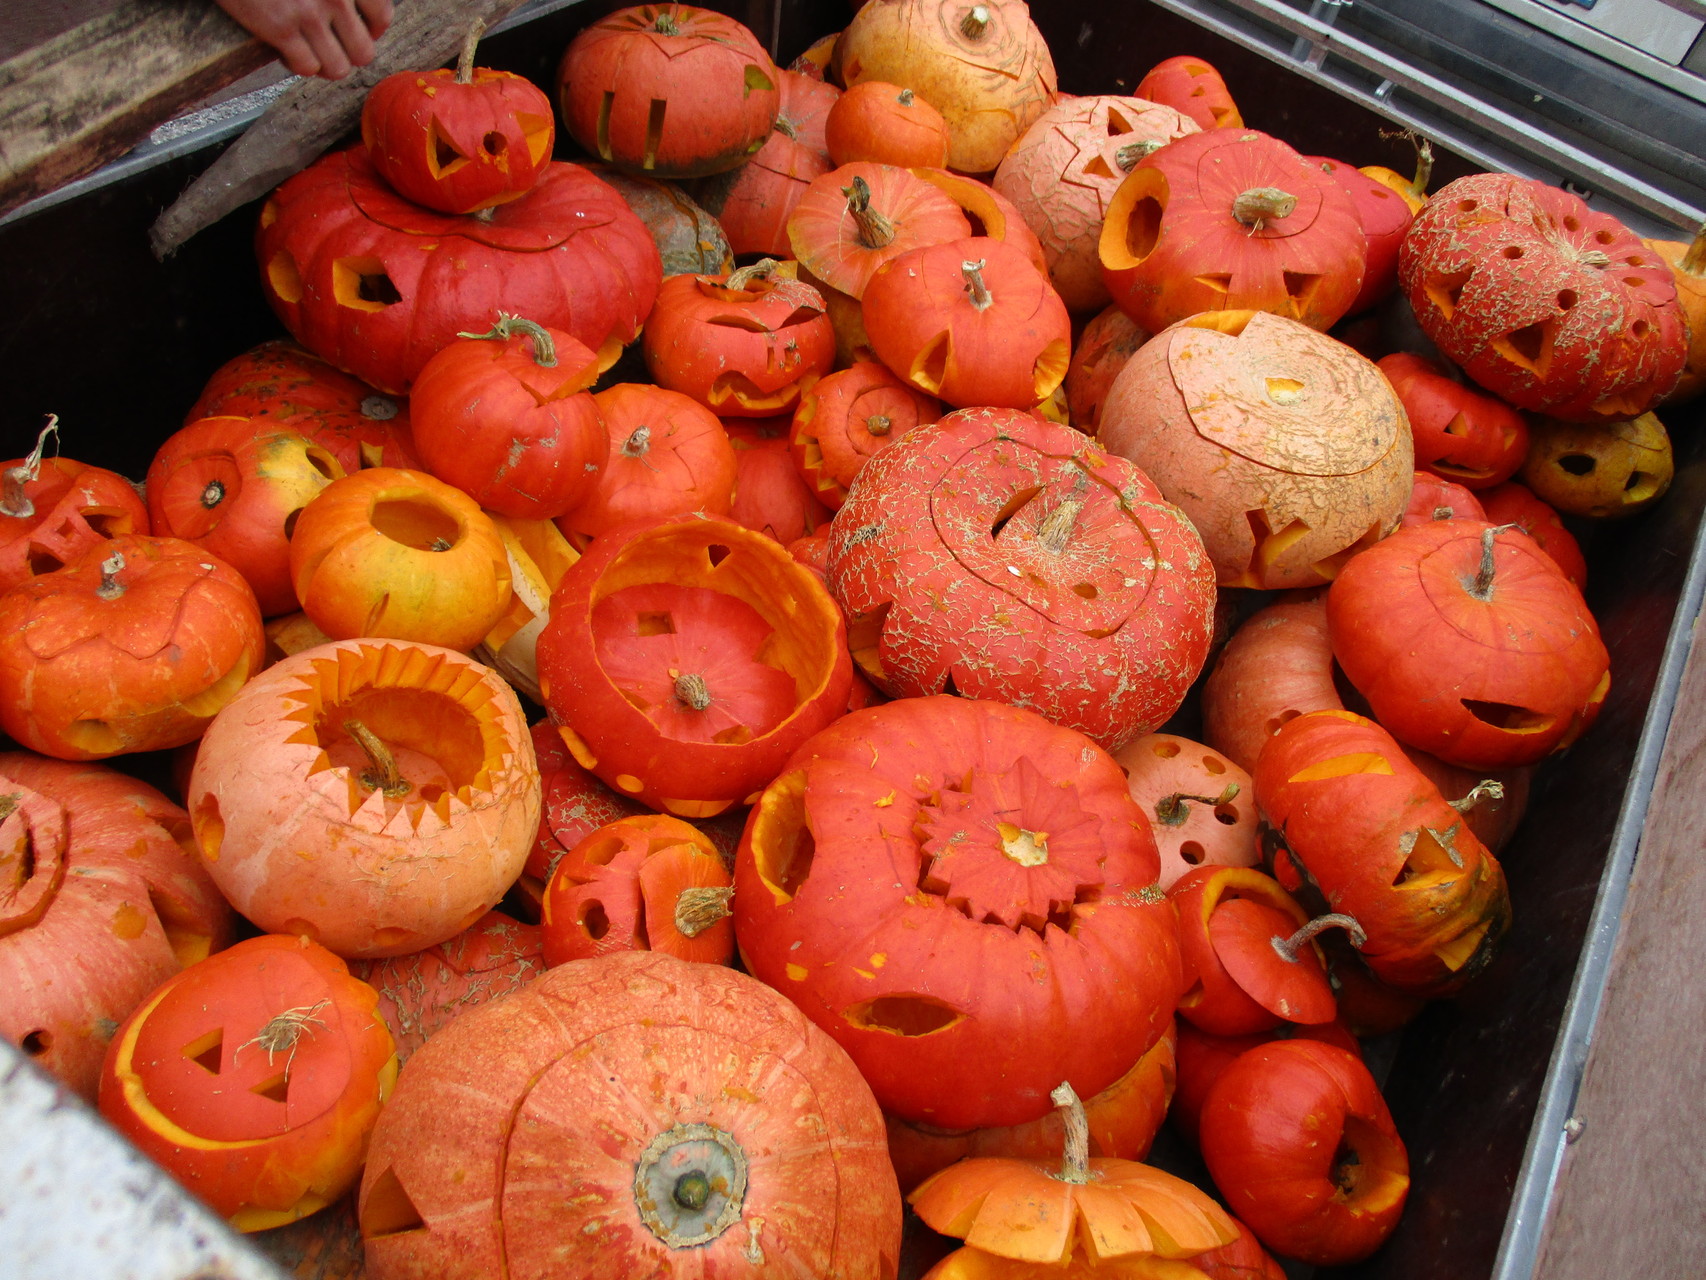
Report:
1272,913,1366,964
459,313,558,367
1449,780,1506,812
725,259,781,291
235,998,330,1071
455,18,485,83
962,259,993,311
1154,782,1241,828
1,416,60,519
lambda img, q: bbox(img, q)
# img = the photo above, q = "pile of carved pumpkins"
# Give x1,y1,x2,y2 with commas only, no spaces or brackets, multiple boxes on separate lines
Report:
2,0,1702,1275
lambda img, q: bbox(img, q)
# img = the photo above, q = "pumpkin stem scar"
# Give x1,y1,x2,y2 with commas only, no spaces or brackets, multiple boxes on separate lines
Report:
844,176,896,250
1272,912,1365,964
455,18,485,84
961,4,990,38
1049,1081,1092,1184
675,673,713,711
675,885,734,937
866,414,892,437
234,998,330,1072
898,88,915,106
623,425,653,459
96,551,126,600
0,415,58,519
1036,471,1090,553
1115,140,1159,172
344,719,413,797
1449,779,1506,812
961,259,994,311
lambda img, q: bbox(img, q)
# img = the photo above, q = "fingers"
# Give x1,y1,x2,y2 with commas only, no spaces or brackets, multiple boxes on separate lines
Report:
356,0,395,42
330,0,379,70
216,0,392,81
268,30,324,80
302,16,354,80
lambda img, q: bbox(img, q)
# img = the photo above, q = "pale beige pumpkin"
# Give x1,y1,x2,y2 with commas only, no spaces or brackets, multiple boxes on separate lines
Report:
1113,734,1258,890
1097,311,1412,589
994,95,1199,313
187,639,540,959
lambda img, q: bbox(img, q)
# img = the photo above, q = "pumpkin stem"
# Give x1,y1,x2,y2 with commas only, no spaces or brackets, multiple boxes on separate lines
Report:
725,258,781,291
844,176,896,250
675,885,734,937
962,259,993,311
1115,140,1159,172
1233,186,1298,229
1680,220,1706,276
1466,524,1516,601
360,395,398,422
1272,912,1366,964
455,18,485,84
1433,505,1454,521
674,673,712,711
961,4,990,37
623,425,653,458
235,998,330,1069
1576,248,1612,269
654,9,681,35
773,111,799,139
1,416,59,519
673,1170,711,1211
460,313,558,367
1410,134,1434,195
1449,779,1506,812
1036,472,1089,553
1154,782,1241,828
344,719,412,798
865,414,893,437
96,551,126,600
898,88,915,106
1048,1082,1092,1185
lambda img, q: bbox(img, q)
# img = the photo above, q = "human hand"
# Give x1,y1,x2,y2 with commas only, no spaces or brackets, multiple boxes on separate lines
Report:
215,0,395,80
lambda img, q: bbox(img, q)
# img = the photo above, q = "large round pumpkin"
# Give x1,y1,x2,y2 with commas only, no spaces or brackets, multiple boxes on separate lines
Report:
187,638,541,959
0,753,232,1101
735,695,1184,1131
826,406,1215,751
257,147,660,394
357,949,902,1278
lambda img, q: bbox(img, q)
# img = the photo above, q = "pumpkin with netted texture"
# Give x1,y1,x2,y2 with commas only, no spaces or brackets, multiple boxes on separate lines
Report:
0,754,233,1101
735,695,1183,1131
1399,172,1686,421
995,95,1199,314
358,949,902,1279
257,148,660,395
536,513,852,818
1100,129,1366,335
836,0,1057,174
1064,305,1150,433
826,407,1215,751
1098,310,1412,590
187,639,540,959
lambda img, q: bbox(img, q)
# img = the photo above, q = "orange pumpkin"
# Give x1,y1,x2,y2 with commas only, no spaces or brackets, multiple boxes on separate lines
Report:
187,638,541,959
0,418,149,596
1647,223,1705,404
1064,305,1150,433
790,360,942,508
826,81,951,168
1134,55,1243,131
358,950,902,1278
0,535,264,760
725,417,832,544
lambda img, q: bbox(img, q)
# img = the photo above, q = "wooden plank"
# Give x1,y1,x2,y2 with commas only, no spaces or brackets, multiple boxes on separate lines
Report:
0,0,269,220
1532,598,1706,1277
148,0,534,257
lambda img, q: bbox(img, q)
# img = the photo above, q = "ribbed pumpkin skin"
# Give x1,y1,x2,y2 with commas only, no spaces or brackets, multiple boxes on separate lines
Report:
735,695,1183,1132
358,950,902,1279
0,753,233,1101
257,148,660,395
826,407,1215,751
556,4,780,179
1399,172,1686,421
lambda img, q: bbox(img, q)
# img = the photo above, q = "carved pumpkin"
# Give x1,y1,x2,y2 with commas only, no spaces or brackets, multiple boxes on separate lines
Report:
357,950,902,1279
692,124,833,258
1646,223,1705,404
1064,305,1150,433
0,535,263,760
1399,172,1686,421
863,237,1071,409
1114,734,1258,889
1098,310,1412,589
555,3,780,179
536,513,852,817
643,261,836,417
554,384,737,542
1329,520,1610,768
0,753,232,1100
409,315,608,520
351,911,542,1063
146,416,343,616
826,81,951,168
257,147,660,394
187,638,541,959
735,695,1184,1130
1254,709,1512,996
540,814,733,967
472,513,582,704
995,95,1199,313
0,420,149,596
837,0,1057,174
1520,411,1673,519
520,719,651,903
1378,351,1528,488
1100,129,1366,334
288,467,512,650
361,29,554,214
187,339,415,474
100,934,397,1232
826,407,1216,751
1134,56,1242,131
1307,155,1413,315
1171,1019,1361,1149
790,360,941,509
788,162,971,300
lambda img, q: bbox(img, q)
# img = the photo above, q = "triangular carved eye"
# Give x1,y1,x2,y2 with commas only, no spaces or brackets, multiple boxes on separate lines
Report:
182,1029,223,1075
427,119,469,178
361,1166,427,1239
251,1071,290,1103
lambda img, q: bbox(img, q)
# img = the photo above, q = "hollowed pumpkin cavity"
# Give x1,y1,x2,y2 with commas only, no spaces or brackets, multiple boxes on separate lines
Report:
843,994,965,1037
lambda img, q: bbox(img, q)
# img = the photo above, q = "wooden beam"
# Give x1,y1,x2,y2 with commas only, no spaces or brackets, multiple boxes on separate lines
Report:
149,0,534,258
1532,597,1706,1276
0,1,270,220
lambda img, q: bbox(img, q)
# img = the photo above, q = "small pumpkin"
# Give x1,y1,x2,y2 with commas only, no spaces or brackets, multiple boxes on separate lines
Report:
692,123,833,258
790,360,941,509
825,81,950,168
1520,411,1673,519
1114,734,1258,889
1171,1019,1361,1148
1134,55,1242,131
1478,479,1587,589
788,163,971,301
725,417,832,544
1307,154,1414,315
592,166,735,277
1063,305,1150,433
1403,470,1486,528
0,419,149,596
1645,221,1705,404
1379,351,1528,488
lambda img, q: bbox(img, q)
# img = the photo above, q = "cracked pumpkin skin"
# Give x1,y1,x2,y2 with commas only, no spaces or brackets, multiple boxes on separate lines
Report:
734,695,1184,1132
